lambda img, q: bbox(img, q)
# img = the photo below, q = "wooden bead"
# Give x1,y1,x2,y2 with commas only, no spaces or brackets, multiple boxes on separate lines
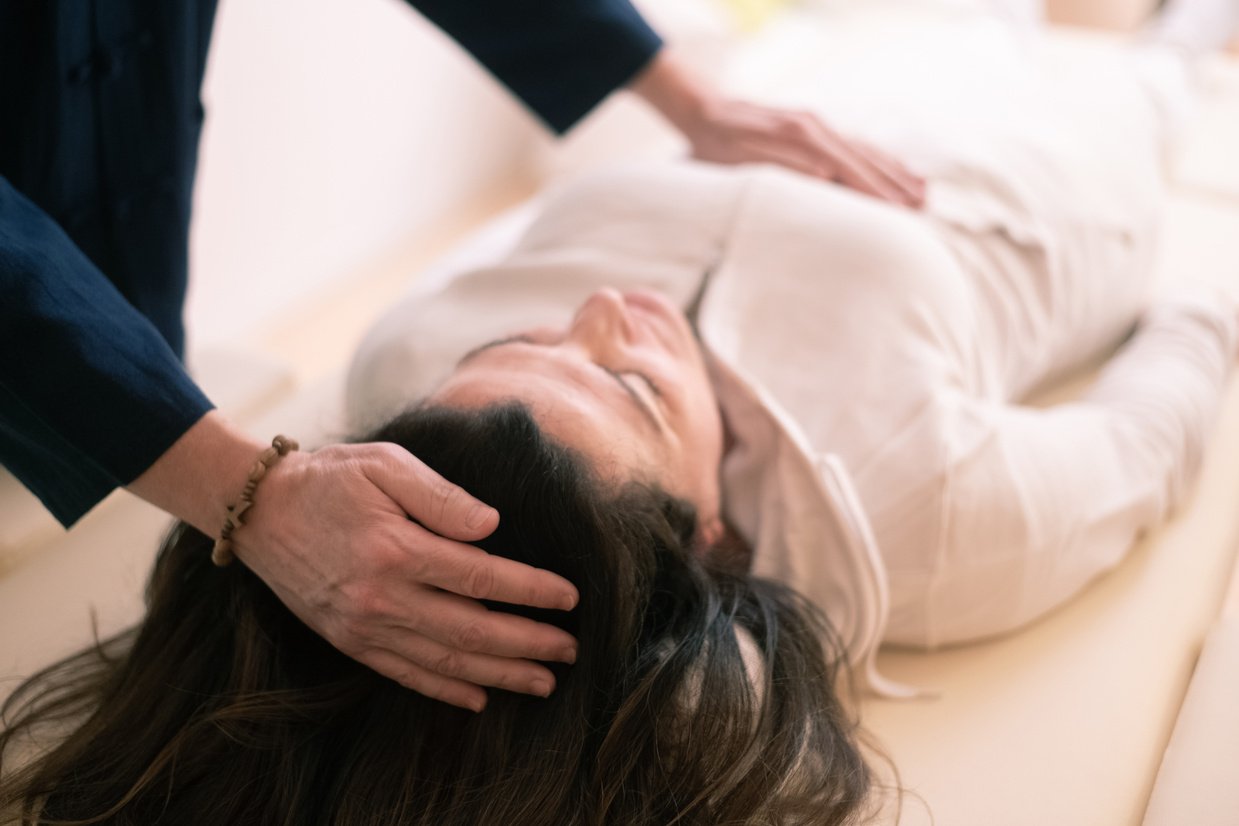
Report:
211,434,299,567
211,539,235,566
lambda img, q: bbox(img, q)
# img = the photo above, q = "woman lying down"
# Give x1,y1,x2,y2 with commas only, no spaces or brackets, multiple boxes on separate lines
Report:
4,2,1238,823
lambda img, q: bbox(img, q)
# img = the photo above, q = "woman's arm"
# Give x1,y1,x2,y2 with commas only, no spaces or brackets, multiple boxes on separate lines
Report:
913,295,1238,646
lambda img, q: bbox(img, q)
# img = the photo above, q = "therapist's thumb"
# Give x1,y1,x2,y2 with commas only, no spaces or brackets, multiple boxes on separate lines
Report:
365,442,499,541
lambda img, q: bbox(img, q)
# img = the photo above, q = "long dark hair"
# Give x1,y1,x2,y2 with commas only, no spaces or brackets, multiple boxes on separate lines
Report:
1,402,876,825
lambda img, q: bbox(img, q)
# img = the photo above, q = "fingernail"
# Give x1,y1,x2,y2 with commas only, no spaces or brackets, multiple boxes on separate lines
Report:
559,646,578,665
560,592,578,611
465,503,495,530
468,696,487,713
531,680,553,698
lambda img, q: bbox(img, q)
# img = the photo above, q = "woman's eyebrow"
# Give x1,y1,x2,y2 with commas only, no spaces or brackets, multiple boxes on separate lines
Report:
457,334,534,366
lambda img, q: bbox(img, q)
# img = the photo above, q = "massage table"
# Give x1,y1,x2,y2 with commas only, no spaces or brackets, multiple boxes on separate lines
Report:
2,4,1237,823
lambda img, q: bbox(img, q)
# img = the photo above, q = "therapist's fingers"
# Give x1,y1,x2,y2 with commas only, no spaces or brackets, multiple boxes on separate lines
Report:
840,137,927,209
374,631,557,697
351,587,570,710
358,648,490,712
339,578,570,703
367,443,581,612
715,132,908,206
402,587,580,661
364,442,500,541
685,98,924,208
412,538,581,611
348,554,580,663
796,116,921,207
720,137,837,185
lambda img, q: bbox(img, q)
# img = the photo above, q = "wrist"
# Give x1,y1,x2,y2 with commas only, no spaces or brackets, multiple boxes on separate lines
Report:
629,48,716,139
126,410,267,537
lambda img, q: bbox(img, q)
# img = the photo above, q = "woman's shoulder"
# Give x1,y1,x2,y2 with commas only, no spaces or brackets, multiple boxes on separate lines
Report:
514,160,749,257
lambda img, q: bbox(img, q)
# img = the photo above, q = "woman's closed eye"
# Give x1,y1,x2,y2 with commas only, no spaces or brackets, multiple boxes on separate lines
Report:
632,372,663,399
600,366,664,430
456,334,665,431
605,366,662,399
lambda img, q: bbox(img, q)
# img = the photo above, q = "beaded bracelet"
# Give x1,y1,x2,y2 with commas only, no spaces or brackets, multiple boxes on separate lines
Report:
211,434,300,567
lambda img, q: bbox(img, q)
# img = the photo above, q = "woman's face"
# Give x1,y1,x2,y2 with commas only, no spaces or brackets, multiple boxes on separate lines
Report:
430,288,725,541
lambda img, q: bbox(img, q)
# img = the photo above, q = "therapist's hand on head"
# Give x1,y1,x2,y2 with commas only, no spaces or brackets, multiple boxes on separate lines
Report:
630,49,926,210
128,411,580,713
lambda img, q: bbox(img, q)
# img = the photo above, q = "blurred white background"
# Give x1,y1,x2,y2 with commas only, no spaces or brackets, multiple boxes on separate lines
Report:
186,0,545,346
186,0,1206,357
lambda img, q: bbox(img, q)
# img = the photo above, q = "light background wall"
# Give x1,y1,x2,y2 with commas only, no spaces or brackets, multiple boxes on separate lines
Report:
186,0,545,348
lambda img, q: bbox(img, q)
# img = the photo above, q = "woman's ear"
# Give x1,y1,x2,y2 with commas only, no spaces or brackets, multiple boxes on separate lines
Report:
698,513,725,547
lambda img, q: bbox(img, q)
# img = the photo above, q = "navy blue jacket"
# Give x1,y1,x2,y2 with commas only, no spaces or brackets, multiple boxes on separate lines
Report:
0,0,661,526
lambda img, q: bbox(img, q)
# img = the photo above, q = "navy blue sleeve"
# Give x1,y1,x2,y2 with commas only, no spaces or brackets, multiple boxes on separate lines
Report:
0,178,214,527
410,0,664,134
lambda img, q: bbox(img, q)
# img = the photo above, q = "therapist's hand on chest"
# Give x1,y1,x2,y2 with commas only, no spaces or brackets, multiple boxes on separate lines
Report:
630,49,926,210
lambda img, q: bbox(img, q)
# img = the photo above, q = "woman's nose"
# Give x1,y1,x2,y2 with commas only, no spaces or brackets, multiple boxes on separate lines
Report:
569,288,632,348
